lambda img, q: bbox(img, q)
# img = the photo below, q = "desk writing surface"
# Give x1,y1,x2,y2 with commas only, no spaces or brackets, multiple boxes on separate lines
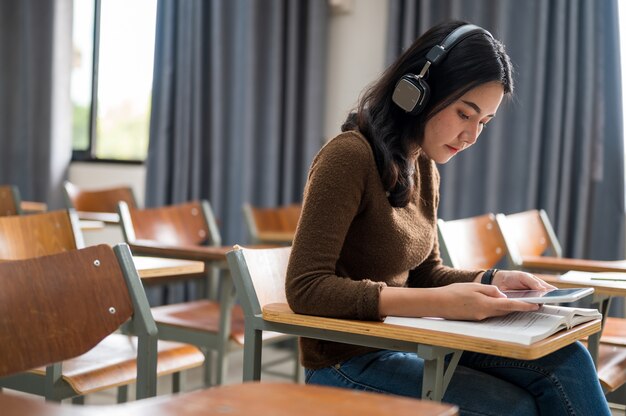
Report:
76,211,120,224
20,201,47,213
522,255,626,273
539,273,626,297
133,256,205,282
262,303,600,360
79,220,106,230
256,231,294,243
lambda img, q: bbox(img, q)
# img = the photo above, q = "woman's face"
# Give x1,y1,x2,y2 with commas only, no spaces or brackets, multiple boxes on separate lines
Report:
421,81,504,164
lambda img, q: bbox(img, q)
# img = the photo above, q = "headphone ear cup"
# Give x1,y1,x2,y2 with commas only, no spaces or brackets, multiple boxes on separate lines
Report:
411,78,430,115
392,74,430,115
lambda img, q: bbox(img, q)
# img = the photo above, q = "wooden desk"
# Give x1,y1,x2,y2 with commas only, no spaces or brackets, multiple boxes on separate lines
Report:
539,272,626,368
256,231,294,244
261,302,600,401
79,220,106,231
76,211,120,224
0,383,459,416
20,201,47,214
133,256,205,284
521,255,626,274
129,240,232,263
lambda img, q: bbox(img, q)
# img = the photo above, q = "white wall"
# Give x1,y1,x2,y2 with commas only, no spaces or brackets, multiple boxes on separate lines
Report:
69,0,389,203
324,0,389,140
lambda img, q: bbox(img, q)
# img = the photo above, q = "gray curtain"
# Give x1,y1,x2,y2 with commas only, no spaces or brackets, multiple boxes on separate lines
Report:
388,0,625,262
146,0,328,246
0,0,72,208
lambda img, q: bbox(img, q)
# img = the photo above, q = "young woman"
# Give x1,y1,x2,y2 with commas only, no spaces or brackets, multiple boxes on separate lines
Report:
286,21,609,415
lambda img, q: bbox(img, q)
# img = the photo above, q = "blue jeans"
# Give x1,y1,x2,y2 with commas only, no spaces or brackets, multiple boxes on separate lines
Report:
305,342,610,416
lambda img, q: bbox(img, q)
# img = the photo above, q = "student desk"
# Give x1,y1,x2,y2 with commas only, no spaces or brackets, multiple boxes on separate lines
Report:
521,257,626,274
133,256,205,284
76,211,120,224
20,201,47,214
255,231,294,244
539,272,626,364
261,303,600,402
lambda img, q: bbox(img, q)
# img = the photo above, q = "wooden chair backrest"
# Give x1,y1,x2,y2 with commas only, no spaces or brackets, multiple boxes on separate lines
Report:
437,213,506,269
118,200,220,247
0,185,22,216
496,209,561,258
227,246,291,317
0,245,133,377
64,181,137,213
0,210,83,259
243,203,301,235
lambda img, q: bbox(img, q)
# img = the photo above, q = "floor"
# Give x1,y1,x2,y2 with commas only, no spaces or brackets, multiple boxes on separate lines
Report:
3,345,626,415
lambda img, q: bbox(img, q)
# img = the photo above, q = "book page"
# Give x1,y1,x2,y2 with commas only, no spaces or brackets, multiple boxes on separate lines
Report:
538,304,601,321
385,311,567,345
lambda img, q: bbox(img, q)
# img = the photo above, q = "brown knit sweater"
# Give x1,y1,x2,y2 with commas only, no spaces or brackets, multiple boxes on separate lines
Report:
285,131,481,369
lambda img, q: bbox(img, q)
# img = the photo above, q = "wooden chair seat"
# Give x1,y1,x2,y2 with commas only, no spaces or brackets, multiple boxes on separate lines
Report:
595,343,626,393
599,317,626,346
150,300,292,345
0,382,459,416
26,335,204,395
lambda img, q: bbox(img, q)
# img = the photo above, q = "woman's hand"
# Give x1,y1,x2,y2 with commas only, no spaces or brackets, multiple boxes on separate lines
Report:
490,270,556,291
429,282,540,321
379,283,541,321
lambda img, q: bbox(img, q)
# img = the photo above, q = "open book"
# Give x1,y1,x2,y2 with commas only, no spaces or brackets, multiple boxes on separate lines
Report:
384,305,601,345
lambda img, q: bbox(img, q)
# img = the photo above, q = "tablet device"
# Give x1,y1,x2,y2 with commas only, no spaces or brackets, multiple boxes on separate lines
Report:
502,287,594,303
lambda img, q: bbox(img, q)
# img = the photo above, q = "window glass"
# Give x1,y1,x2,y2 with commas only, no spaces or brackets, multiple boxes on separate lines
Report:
70,0,95,152
95,0,157,160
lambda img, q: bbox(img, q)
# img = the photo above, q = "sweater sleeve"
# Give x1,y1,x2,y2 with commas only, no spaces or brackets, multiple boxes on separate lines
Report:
406,236,482,287
286,134,385,321
406,164,482,287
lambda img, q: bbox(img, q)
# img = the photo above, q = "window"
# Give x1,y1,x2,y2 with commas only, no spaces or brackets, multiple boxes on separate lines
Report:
71,0,157,162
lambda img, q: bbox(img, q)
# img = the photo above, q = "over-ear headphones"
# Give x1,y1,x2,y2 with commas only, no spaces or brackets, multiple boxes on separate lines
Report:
392,24,493,115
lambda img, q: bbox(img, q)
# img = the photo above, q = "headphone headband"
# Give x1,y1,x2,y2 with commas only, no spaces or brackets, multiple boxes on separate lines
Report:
426,24,493,65
392,24,493,115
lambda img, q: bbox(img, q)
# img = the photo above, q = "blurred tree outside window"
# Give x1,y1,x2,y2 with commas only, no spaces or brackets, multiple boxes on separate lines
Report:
70,0,157,162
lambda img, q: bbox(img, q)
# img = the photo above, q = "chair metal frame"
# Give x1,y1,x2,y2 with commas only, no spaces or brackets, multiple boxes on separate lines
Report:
118,200,298,386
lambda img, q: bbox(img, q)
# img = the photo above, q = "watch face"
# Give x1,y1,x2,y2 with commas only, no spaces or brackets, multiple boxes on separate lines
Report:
392,78,424,112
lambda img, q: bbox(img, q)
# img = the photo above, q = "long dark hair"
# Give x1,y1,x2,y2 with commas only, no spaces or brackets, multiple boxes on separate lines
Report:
342,20,514,207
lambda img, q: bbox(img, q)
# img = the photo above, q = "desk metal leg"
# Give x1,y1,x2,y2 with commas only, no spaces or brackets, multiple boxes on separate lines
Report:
418,345,462,401
242,325,263,381
589,294,611,367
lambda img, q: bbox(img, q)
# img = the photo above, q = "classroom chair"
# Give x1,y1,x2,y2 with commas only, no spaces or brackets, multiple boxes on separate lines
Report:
495,209,626,273
437,212,626,393
118,200,299,386
0,185,22,216
62,180,137,225
242,202,301,244
1,248,432,416
0,210,205,402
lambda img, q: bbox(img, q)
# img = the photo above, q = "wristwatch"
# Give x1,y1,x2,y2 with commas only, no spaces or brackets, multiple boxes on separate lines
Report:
480,268,498,285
